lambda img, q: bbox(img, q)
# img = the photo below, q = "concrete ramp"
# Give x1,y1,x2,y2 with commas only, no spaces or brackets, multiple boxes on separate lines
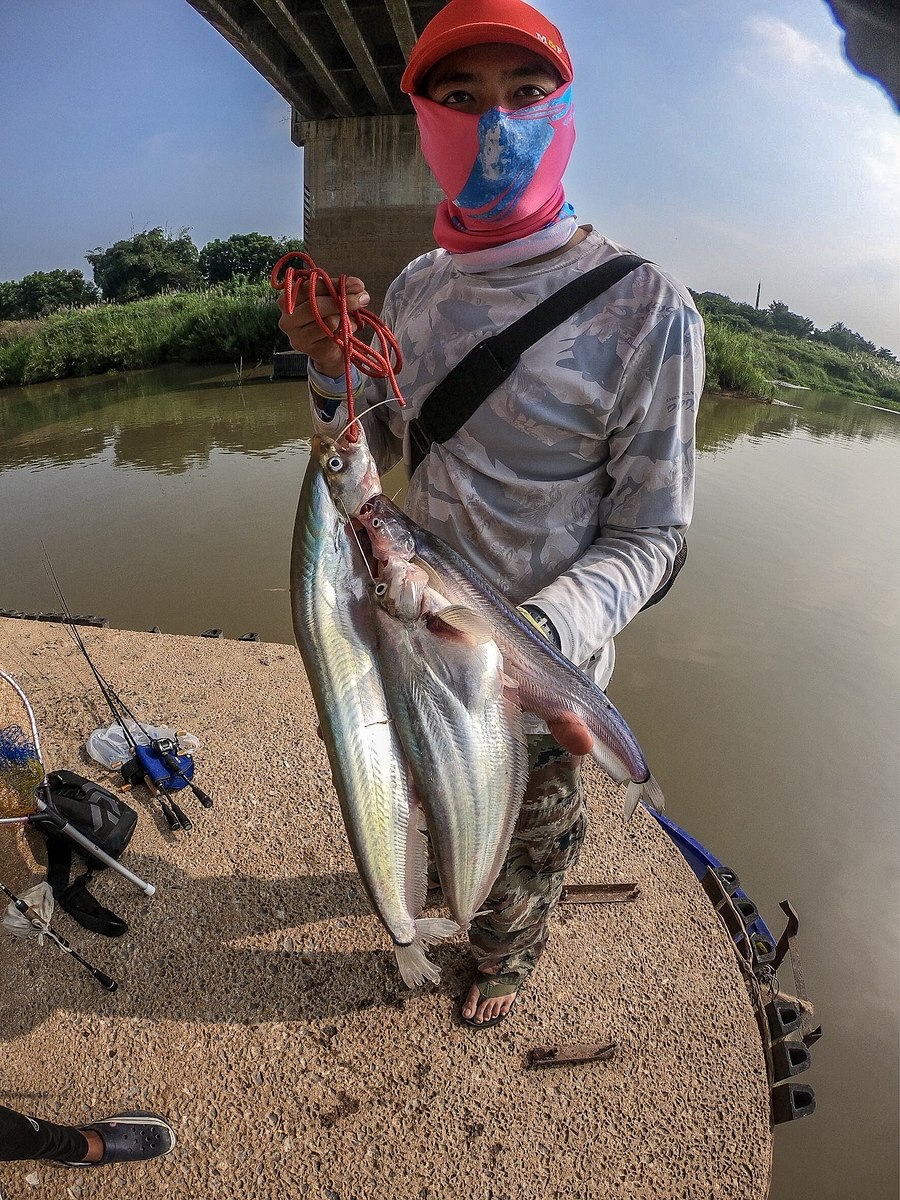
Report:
0,620,771,1198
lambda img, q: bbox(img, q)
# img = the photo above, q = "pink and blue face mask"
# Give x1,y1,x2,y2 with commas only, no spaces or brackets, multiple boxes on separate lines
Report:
412,82,576,253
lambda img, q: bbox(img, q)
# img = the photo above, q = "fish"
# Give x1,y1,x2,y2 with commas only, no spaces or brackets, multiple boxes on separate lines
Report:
360,495,665,820
360,505,528,930
290,443,457,986
313,418,663,818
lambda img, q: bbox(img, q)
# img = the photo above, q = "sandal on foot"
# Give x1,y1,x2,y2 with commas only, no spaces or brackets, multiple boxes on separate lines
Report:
60,1111,175,1167
459,974,521,1029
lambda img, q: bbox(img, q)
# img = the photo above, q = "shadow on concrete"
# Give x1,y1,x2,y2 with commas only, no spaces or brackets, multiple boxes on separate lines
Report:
0,857,472,1038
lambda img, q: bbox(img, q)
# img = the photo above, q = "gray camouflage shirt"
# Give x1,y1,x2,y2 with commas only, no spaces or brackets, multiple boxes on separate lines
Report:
309,227,704,686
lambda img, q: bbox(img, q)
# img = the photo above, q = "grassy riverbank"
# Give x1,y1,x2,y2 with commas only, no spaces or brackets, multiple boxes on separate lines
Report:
0,282,281,386
696,298,900,408
2,284,898,410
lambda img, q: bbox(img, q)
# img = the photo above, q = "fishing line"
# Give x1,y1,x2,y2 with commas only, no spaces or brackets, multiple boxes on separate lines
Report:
41,552,204,831
337,498,381,591
333,395,405,447
270,252,407,439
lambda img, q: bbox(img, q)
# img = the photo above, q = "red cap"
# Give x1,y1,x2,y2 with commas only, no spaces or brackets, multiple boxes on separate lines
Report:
401,0,573,96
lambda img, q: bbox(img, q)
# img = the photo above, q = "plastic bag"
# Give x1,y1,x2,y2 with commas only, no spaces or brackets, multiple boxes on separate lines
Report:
86,722,200,769
2,881,54,941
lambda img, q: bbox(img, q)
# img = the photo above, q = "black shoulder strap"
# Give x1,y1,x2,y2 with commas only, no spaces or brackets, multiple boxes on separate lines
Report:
408,253,647,473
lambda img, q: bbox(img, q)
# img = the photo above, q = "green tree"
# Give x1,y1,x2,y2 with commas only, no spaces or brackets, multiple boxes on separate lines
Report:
0,270,98,319
86,227,201,302
19,269,99,316
817,321,877,356
0,280,21,320
199,232,304,285
694,291,773,333
768,300,815,339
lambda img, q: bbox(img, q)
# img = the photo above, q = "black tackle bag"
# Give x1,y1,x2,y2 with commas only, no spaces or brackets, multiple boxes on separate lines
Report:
39,770,138,937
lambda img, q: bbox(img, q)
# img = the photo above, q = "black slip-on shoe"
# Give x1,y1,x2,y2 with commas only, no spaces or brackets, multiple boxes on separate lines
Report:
60,1110,175,1167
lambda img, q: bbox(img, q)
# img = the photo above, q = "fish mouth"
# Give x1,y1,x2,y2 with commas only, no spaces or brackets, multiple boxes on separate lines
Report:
347,519,376,571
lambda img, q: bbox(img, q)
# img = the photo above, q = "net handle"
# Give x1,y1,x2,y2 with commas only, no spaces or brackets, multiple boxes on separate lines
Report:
0,669,46,780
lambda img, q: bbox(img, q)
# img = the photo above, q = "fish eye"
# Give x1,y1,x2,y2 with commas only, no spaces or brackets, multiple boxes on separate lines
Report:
374,583,387,597
326,455,344,472
371,517,382,528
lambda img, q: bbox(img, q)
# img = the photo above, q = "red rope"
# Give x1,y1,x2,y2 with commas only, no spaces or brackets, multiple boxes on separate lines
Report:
271,252,405,441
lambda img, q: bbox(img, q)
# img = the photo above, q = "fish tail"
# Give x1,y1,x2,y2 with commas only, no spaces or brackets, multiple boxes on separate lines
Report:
393,918,460,988
623,775,665,820
644,774,665,812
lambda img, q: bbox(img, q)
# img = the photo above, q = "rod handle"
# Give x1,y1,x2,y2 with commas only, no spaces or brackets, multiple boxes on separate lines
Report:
35,802,156,896
170,799,192,832
92,968,118,992
192,785,213,809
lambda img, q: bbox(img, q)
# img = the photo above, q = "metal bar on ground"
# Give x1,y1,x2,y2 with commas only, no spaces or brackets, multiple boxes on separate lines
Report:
528,1042,617,1068
560,882,640,904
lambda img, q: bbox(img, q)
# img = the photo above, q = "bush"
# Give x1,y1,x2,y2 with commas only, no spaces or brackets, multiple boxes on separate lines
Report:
0,283,283,386
703,321,774,399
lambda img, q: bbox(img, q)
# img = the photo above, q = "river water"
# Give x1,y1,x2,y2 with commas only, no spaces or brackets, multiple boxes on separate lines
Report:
0,365,897,1199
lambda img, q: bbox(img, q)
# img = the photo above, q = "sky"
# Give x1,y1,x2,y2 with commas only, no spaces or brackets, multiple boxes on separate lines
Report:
0,0,897,353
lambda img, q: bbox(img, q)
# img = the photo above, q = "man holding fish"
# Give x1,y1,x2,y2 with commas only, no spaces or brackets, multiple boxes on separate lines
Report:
279,0,704,1027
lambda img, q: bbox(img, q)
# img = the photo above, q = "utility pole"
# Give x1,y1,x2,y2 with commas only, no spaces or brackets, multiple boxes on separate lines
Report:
755,281,761,310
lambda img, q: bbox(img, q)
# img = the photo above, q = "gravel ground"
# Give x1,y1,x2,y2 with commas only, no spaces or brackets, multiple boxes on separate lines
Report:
0,619,772,1199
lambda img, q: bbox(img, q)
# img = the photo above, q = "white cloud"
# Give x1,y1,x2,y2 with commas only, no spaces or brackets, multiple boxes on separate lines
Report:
745,14,842,76
858,124,900,202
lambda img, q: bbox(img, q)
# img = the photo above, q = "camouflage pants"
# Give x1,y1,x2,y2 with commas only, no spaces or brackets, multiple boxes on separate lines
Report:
467,734,586,987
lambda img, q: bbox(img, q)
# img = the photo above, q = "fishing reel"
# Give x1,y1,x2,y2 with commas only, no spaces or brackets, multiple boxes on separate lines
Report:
120,739,194,793
118,737,213,835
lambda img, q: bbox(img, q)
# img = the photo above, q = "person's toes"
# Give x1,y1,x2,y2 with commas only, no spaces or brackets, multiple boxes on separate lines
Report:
491,995,513,1021
462,983,480,1020
482,997,502,1022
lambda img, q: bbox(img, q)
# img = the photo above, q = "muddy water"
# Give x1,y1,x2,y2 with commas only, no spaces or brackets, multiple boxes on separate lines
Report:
0,366,897,1199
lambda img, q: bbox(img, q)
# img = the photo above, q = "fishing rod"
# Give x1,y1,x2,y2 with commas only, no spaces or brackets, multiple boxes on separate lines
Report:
0,879,117,992
0,669,155,897
47,599,190,834
42,555,209,830
73,663,190,835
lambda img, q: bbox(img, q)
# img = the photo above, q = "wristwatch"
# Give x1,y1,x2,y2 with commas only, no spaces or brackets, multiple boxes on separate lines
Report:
517,603,561,650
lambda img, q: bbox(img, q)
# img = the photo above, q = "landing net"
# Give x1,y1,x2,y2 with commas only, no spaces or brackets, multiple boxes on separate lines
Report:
0,670,46,818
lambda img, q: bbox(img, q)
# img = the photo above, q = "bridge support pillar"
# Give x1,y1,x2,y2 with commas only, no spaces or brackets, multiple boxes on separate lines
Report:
296,114,442,312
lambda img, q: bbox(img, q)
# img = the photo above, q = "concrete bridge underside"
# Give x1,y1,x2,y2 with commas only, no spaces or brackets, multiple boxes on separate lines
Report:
185,1,898,306
186,0,446,305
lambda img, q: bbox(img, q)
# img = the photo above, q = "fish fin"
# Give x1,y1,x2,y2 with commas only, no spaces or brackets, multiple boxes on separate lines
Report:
622,776,665,820
394,939,441,988
405,794,430,920
431,605,493,644
643,774,665,813
590,739,630,786
623,781,642,821
501,671,520,697
414,557,444,593
415,916,460,945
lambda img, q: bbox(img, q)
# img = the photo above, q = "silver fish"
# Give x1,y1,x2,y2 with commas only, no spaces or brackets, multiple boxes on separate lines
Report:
290,443,457,986
314,421,663,817
361,494,664,820
361,511,528,930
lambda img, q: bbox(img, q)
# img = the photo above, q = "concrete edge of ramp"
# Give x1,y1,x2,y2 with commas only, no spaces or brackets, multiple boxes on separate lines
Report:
0,620,772,1199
